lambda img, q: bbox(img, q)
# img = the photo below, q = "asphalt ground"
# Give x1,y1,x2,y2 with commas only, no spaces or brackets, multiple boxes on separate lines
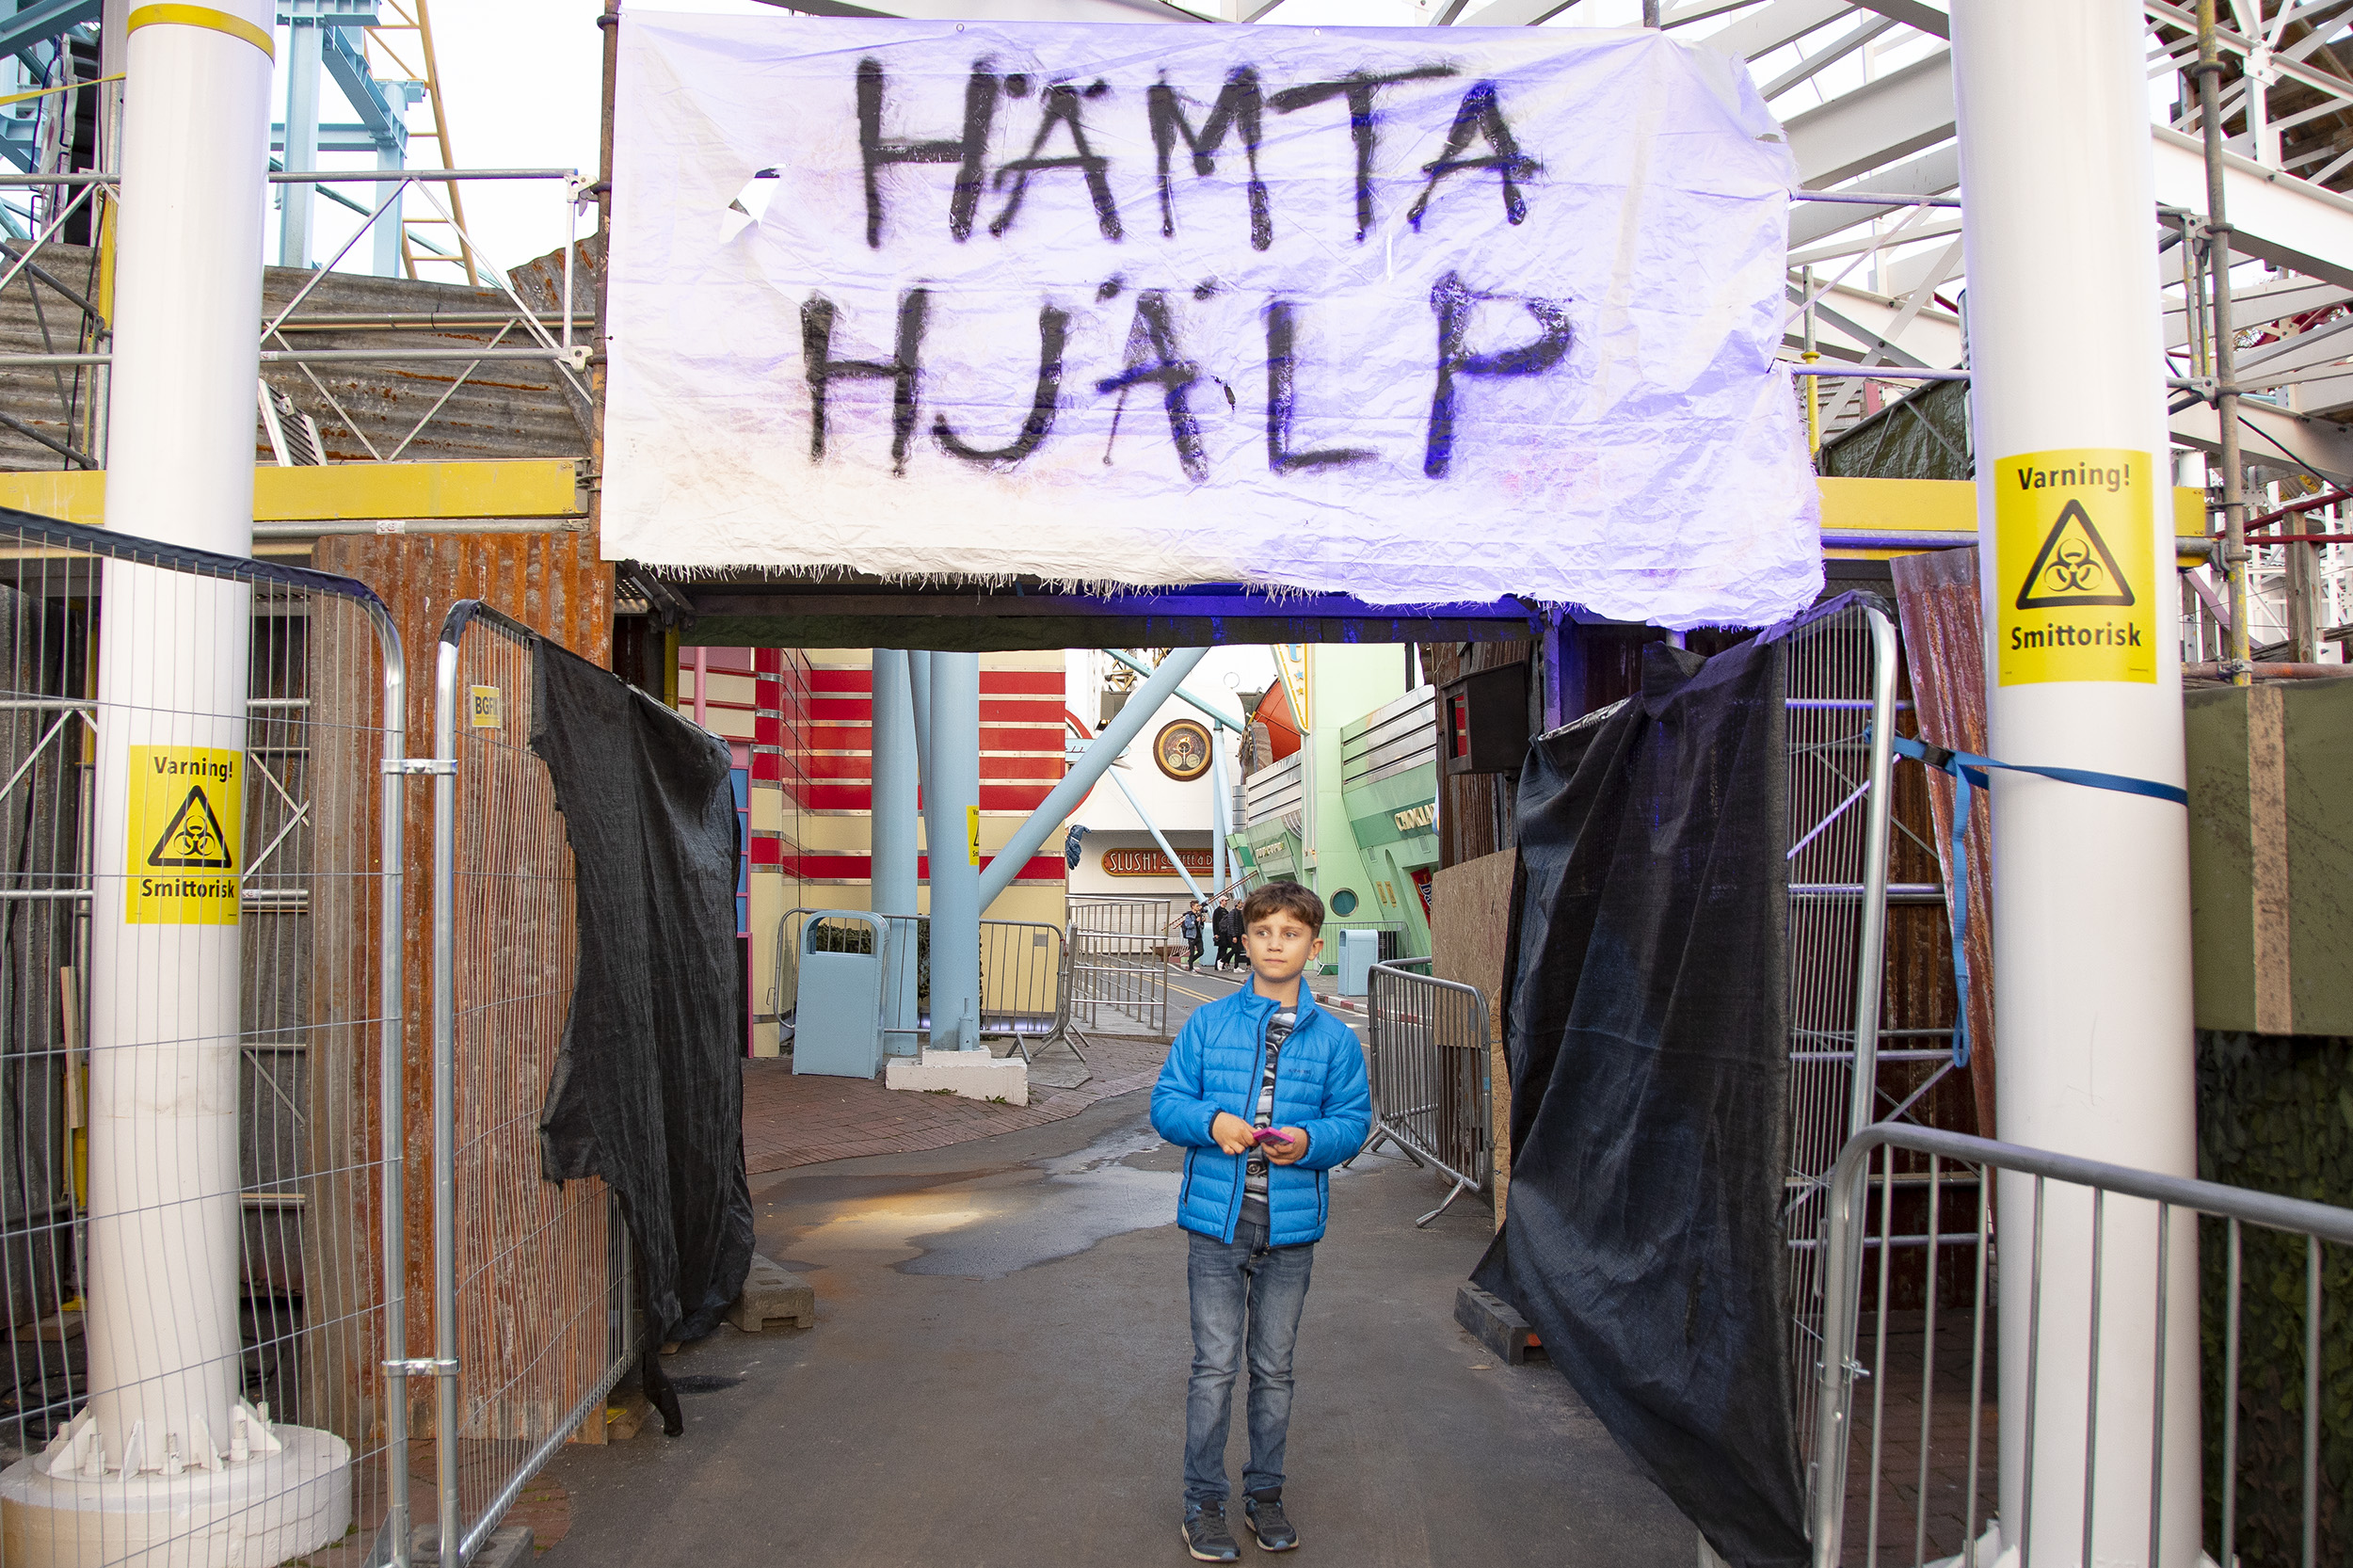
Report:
536,1032,1695,1568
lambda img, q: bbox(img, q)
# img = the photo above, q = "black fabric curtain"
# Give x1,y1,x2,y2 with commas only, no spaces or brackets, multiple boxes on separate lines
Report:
532,641,755,1353
1473,632,1804,1568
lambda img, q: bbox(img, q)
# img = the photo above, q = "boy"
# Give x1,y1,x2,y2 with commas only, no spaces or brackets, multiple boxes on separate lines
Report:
1150,885,1372,1560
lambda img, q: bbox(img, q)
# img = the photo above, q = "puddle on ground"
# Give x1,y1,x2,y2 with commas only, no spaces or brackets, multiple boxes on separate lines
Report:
770,1112,1407,1285
895,1116,1178,1280
666,1373,744,1394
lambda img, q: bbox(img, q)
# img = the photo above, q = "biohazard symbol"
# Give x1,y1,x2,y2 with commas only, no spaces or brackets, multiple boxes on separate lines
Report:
145,786,233,870
2016,498,2136,610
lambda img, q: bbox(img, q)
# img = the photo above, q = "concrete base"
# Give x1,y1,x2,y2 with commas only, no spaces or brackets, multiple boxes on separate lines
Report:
884,1049,1028,1106
0,1424,350,1568
726,1254,816,1334
416,1522,533,1568
1453,1283,1544,1365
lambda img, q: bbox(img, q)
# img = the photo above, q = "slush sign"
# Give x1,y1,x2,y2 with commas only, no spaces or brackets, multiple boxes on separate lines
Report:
605,16,1818,627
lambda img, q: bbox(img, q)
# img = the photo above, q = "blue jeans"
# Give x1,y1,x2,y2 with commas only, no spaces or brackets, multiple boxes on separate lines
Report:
1183,1211,1315,1510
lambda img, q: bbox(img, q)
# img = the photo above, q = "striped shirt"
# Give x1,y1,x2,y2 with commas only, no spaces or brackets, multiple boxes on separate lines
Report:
1240,1007,1297,1219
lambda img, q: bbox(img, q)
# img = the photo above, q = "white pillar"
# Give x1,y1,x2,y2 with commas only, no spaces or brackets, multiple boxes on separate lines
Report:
0,4,352,1561
924,652,981,1049
280,14,320,270
1952,5,2201,1566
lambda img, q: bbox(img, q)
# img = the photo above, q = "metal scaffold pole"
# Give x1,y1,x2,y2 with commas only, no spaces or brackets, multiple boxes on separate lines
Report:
1951,3,2202,1565
2192,0,2250,684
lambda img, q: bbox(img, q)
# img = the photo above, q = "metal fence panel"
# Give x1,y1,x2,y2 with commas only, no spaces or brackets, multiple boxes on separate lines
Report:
430,603,630,1568
1782,598,1900,1466
772,909,1071,1066
1809,1123,2353,1568
1364,959,1492,1225
1065,896,1171,1041
0,507,415,1565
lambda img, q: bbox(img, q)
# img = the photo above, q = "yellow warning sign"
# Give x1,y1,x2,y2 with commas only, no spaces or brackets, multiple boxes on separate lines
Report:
1995,448,2157,686
469,685,502,728
125,745,241,925
966,805,981,867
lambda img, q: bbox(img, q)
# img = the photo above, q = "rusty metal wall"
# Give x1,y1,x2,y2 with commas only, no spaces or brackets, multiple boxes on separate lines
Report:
310,530,609,1398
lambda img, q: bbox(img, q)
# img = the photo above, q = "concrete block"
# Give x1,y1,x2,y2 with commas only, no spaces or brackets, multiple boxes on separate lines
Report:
727,1253,816,1334
1454,1283,1544,1365
883,1048,1028,1105
415,1523,532,1568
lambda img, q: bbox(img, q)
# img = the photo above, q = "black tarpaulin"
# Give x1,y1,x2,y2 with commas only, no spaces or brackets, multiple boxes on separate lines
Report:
1473,632,1803,1568
532,639,755,1351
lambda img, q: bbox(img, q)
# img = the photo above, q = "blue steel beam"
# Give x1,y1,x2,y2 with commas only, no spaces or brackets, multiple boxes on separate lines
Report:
977,646,1209,912
320,22,409,152
1102,646,1247,734
0,0,101,62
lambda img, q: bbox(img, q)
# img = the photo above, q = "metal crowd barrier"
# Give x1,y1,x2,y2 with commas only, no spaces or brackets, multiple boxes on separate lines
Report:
1066,896,1173,1040
1810,1122,2353,1568
772,907,1074,1065
1364,958,1493,1226
430,603,634,1568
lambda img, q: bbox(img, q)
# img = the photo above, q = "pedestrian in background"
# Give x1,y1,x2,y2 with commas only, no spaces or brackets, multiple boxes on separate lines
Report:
1180,901,1205,971
1211,896,1239,970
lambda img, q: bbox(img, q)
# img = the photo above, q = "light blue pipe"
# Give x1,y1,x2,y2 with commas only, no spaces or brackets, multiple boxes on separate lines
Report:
924,652,982,1050
1107,765,1206,903
909,648,932,795
869,650,920,1035
1101,646,1247,733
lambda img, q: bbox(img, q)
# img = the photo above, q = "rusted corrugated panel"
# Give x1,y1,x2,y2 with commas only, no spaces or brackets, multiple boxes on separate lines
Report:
0,241,104,471
0,244,590,472
257,263,591,465
1890,545,1996,1142
311,529,610,1359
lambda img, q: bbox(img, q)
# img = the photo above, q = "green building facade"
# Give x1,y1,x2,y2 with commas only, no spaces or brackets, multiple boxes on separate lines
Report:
1231,647,1437,966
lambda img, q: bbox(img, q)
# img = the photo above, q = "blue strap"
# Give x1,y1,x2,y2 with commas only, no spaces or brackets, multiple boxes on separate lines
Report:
1881,731,2185,1072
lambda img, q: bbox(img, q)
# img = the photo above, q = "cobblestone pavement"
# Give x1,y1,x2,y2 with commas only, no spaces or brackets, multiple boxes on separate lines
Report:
740,1028,1169,1175
739,960,1353,1175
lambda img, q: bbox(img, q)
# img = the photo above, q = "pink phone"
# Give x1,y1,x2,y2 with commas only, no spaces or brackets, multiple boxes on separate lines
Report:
1252,1128,1290,1144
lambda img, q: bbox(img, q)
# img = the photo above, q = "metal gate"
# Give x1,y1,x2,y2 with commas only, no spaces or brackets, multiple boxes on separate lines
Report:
1779,595,1902,1464
1365,958,1493,1225
1065,895,1171,1042
429,602,633,1568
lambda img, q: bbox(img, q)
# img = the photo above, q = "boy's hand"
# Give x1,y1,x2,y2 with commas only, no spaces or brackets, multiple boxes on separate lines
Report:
1264,1128,1309,1165
1210,1112,1257,1154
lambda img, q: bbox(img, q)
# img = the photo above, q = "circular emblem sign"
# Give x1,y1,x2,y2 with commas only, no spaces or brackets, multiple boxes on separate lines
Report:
1153,718,1213,782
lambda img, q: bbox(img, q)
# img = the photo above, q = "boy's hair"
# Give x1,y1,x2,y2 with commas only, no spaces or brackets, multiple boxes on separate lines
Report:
1241,882,1324,936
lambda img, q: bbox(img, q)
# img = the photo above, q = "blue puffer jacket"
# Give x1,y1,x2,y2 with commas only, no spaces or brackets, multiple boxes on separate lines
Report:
1150,985,1373,1247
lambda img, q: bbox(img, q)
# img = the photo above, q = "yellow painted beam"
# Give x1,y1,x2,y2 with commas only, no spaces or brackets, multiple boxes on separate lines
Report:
0,458,585,526
1819,475,2210,562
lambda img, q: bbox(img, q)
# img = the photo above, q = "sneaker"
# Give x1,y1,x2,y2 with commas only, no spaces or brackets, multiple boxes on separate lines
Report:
1183,1503,1241,1562
1244,1492,1297,1553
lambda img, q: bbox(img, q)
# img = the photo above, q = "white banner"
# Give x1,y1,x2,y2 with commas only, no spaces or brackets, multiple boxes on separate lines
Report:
606,14,1820,626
